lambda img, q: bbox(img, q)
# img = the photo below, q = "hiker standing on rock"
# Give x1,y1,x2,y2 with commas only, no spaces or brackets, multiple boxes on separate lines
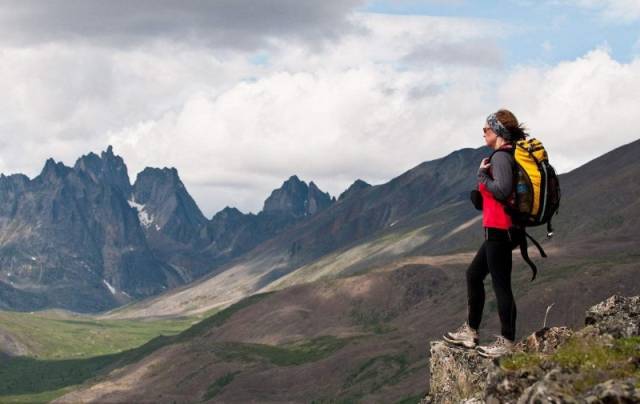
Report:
443,109,529,358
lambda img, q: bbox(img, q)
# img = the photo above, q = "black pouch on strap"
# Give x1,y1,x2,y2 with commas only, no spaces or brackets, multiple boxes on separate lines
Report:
470,190,482,211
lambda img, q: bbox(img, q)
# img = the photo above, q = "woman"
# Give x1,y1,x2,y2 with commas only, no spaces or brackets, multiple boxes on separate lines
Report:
442,109,528,358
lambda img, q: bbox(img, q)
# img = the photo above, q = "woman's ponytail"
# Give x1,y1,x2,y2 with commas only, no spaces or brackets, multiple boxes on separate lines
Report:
495,109,528,141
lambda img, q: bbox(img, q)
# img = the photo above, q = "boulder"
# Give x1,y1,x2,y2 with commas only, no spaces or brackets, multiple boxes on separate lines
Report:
583,379,640,403
426,341,492,404
584,295,640,338
515,326,574,354
425,295,640,403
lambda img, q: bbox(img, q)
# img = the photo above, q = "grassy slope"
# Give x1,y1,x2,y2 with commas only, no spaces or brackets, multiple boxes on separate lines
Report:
2,245,638,403
0,310,198,403
0,310,195,359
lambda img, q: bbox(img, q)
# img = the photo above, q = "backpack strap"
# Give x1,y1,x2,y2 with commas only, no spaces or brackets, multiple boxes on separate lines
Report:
489,144,515,160
490,145,518,193
492,145,548,281
519,230,547,281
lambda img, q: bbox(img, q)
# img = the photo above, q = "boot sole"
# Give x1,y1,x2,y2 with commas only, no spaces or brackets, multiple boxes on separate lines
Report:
476,347,512,359
442,334,477,349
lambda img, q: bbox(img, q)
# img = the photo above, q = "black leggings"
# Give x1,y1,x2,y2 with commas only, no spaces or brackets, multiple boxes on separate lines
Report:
466,227,520,341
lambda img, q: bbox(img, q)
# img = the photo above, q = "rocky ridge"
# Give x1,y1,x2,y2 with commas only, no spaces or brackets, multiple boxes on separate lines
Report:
424,295,640,403
0,146,335,312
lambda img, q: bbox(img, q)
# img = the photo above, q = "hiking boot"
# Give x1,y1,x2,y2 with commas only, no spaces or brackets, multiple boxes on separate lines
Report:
443,322,479,349
476,335,515,358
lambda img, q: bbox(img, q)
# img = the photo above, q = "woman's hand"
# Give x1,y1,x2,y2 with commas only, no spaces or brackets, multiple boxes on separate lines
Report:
479,158,491,171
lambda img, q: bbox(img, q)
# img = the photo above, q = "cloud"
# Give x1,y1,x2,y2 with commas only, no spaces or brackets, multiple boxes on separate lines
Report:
567,0,640,22
402,38,504,68
103,14,504,216
109,44,640,216
0,41,260,177
0,0,365,49
0,11,505,216
108,51,497,215
3,6,638,219
498,47,640,172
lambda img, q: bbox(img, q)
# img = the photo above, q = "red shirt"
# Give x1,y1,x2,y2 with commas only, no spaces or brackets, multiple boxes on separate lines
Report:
479,182,512,230
478,145,514,230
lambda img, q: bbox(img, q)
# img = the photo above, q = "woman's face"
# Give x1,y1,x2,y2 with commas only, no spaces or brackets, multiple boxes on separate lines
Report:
483,125,497,148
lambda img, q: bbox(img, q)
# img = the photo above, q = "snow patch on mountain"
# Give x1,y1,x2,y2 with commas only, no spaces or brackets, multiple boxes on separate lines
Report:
102,279,116,295
128,199,154,227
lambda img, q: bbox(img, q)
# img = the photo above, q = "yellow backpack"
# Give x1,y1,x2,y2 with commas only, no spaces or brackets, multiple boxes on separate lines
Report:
493,138,561,281
511,138,561,233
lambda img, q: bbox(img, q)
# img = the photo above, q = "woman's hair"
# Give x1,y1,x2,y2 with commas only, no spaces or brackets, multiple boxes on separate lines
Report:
495,109,528,141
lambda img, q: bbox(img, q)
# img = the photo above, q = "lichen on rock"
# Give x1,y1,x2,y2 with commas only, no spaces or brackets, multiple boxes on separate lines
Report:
425,295,640,403
424,341,492,404
584,295,640,338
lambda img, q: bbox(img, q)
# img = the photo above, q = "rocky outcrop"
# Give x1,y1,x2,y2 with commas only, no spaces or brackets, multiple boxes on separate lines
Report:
585,295,640,338
426,342,492,403
425,295,640,403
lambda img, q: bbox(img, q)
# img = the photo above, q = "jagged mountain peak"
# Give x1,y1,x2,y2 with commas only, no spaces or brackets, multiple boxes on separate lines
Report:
0,173,29,184
133,167,185,204
338,179,371,201
132,165,206,245
43,157,62,170
262,175,333,218
37,158,72,181
136,166,180,181
74,146,131,196
286,174,302,183
213,206,244,219
101,145,115,158
75,146,125,170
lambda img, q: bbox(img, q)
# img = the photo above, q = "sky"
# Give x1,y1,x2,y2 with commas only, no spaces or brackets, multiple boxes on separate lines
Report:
0,0,639,216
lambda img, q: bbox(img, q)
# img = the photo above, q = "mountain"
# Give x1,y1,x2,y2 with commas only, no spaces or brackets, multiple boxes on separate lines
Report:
106,139,640,320
131,167,207,244
128,166,215,282
0,148,336,312
104,146,491,318
6,138,640,403
52,239,640,403
0,151,180,312
51,138,640,403
338,179,371,201
74,145,132,197
4,138,639,315
197,176,335,267
549,138,640,242
262,175,334,218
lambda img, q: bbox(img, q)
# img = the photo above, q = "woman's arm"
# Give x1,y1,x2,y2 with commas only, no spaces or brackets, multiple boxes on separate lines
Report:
478,152,514,201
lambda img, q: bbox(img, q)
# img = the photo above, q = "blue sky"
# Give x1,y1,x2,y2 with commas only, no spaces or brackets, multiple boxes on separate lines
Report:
363,0,640,65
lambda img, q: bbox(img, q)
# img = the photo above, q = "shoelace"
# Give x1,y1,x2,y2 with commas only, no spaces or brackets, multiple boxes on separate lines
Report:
487,335,508,348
